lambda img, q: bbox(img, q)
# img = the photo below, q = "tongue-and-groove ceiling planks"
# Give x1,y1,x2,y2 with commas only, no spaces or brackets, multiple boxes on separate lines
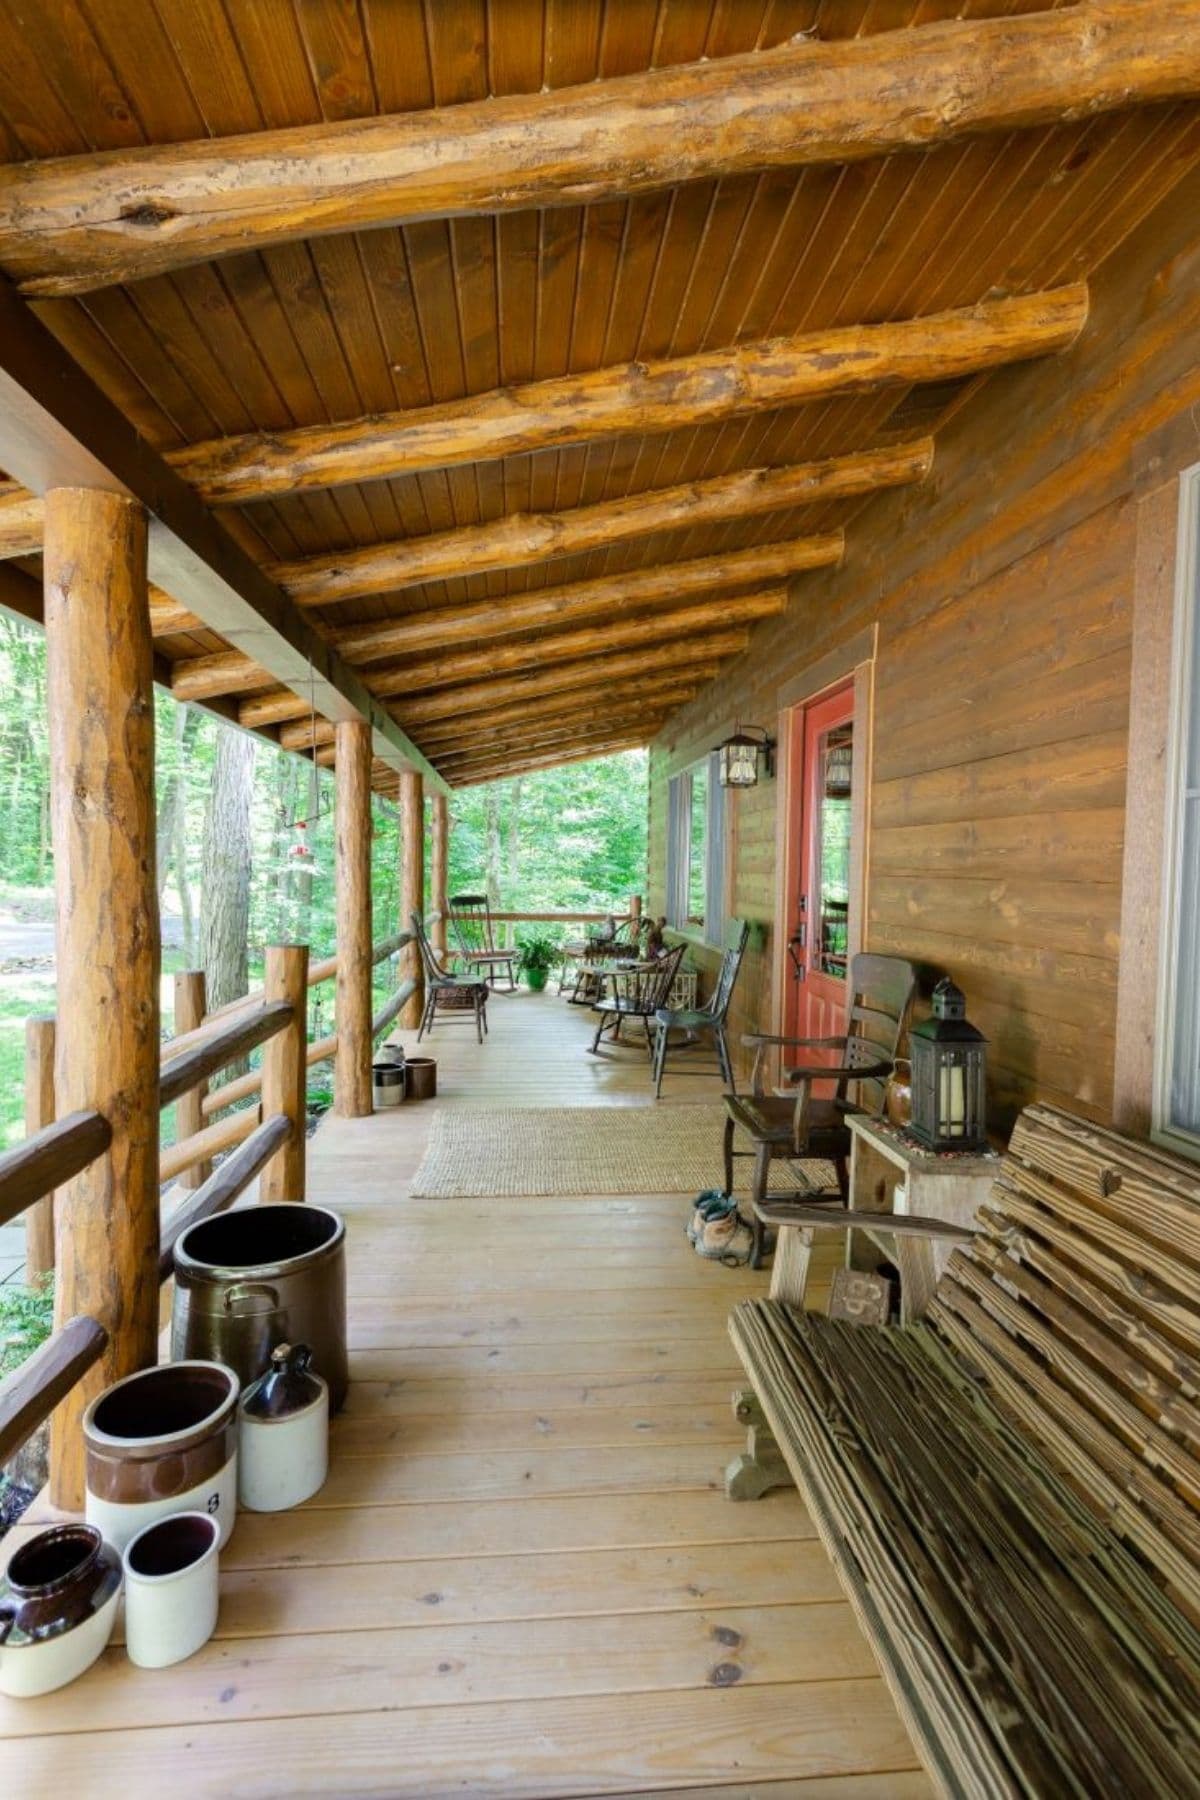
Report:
0,0,1198,785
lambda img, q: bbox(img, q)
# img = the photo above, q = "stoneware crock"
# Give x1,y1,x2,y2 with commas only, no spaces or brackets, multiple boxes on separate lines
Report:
172,1204,348,1410
0,1524,121,1698
82,1359,240,1554
238,1342,329,1513
122,1511,219,1670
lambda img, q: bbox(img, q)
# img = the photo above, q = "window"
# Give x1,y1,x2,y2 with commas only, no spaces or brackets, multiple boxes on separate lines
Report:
1158,467,1200,1150
667,754,726,942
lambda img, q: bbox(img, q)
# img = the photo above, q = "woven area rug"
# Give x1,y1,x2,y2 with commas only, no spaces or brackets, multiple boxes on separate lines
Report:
409,1103,838,1199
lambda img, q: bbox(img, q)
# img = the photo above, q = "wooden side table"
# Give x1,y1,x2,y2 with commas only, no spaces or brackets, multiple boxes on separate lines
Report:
844,1113,1000,1321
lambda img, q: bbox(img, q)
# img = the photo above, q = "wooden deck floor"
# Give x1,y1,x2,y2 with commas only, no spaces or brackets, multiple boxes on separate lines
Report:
2,990,926,1798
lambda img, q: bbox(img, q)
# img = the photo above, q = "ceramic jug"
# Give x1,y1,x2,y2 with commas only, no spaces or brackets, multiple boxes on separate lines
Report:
238,1342,329,1513
0,1524,121,1698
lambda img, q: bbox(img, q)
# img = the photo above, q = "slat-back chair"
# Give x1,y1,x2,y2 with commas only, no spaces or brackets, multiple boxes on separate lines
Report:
411,910,489,1044
723,952,917,1267
586,941,686,1058
447,892,519,991
650,919,750,1097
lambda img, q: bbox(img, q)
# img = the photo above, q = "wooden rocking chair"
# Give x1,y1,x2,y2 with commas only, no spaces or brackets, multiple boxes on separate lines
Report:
447,892,519,990
722,953,917,1268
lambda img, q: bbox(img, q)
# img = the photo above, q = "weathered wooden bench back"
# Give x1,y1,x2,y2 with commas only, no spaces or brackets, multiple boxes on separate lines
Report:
927,1102,1200,1609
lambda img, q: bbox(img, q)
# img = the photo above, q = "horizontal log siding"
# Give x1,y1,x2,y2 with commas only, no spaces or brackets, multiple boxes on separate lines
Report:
650,170,1200,1136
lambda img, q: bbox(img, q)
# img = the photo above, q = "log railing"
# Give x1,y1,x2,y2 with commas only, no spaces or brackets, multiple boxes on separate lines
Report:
0,948,311,1474
0,1115,111,1466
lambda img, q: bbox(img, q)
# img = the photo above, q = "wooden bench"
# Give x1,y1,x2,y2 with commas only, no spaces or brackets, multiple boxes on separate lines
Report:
727,1103,1200,1798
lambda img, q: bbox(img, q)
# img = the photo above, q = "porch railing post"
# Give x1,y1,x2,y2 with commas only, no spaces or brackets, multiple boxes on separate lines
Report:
400,769,425,1029
173,970,209,1189
260,943,309,1202
23,1016,56,1282
334,718,373,1116
45,487,160,1512
431,791,449,955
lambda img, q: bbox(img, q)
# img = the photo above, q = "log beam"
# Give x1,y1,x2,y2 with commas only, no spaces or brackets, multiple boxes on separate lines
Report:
334,720,373,1117
23,1017,56,1283
446,736,657,788
259,944,308,1202
283,667,708,755
45,488,159,1512
1,5,1193,298
172,970,209,1191
399,771,425,1030
232,589,783,733
174,536,837,704
169,289,1084,503
432,710,676,772
0,274,445,794
272,445,923,607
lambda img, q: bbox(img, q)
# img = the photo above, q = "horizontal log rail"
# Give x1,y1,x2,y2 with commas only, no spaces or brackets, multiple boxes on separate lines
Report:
159,1000,293,1109
0,1108,111,1232
158,1113,293,1282
372,977,418,1042
0,1313,108,1468
160,1103,260,1185
199,1031,339,1119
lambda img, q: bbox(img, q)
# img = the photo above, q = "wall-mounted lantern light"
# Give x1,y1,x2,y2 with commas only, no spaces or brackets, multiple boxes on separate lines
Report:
717,724,775,789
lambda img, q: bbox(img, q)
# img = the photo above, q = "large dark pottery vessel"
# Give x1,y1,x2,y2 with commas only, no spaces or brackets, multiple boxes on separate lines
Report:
171,1204,348,1410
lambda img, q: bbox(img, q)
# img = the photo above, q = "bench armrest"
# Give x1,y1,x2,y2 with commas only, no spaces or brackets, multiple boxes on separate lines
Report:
753,1199,977,1241
742,1033,847,1050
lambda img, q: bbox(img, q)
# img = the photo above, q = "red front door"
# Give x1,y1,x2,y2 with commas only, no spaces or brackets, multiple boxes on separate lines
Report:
784,683,856,1051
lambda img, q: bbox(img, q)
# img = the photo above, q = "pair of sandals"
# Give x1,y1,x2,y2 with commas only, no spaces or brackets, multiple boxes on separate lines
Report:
686,1189,754,1267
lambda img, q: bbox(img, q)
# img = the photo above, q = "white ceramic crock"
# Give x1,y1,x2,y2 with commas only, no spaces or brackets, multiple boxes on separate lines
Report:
0,1525,122,1699
82,1359,240,1554
122,1511,220,1670
238,1343,329,1513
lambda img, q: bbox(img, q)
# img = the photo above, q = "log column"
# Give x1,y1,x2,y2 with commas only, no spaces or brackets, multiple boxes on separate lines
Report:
431,792,449,955
334,720,373,1116
45,487,160,1511
261,943,309,1200
400,769,425,1028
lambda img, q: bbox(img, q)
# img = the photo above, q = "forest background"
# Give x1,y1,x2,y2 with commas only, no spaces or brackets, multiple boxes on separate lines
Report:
0,613,649,1147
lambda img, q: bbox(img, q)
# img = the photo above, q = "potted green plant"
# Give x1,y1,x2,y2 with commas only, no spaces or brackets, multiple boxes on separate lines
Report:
516,931,560,992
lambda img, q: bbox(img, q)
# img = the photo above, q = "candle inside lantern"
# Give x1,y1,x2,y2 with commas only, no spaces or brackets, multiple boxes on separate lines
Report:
939,1060,966,1135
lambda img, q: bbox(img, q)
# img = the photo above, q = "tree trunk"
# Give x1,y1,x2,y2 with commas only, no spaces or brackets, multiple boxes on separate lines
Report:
484,786,501,909
506,777,522,893
200,724,255,1021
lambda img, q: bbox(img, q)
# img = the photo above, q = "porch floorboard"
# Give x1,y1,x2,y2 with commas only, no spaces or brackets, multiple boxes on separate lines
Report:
1,991,926,1798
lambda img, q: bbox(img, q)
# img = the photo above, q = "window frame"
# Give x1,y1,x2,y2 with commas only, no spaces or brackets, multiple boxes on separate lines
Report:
1154,462,1200,1155
666,752,727,946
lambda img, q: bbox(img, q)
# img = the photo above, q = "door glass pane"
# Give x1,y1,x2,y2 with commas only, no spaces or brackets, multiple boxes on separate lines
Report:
687,762,708,926
815,723,852,979
1170,540,1200,1136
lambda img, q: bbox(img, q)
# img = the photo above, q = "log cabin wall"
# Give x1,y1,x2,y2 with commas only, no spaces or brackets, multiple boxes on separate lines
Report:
649,169,1200,1136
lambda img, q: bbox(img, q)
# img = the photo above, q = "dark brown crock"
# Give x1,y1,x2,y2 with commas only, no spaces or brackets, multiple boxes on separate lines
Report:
0,1526,121,1648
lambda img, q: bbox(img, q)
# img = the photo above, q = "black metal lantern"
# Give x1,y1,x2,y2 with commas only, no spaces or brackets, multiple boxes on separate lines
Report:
717,724,774,789
907,978,988,1152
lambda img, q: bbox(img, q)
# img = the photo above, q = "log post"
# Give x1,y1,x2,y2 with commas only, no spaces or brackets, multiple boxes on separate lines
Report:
260,944,309,1202
334,720,373,1116
400,769,425,1029
431,792,449,955
23,1016,55,1283
45,487,159,1512
173,971,209,1190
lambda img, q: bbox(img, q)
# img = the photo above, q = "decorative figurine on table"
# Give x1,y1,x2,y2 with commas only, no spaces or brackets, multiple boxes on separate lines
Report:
643,916,669,960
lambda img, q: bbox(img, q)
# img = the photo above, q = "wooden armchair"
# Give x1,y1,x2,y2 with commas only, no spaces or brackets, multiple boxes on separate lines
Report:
587,941,686,1058
722,953,917,1268
446,892,519,991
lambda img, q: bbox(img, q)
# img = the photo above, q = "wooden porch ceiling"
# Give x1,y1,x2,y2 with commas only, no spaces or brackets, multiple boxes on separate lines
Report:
0,1,1197,790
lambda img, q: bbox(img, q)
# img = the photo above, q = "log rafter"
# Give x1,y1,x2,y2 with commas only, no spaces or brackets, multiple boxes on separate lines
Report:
165,288,1086,503
177,535,834,706
233,591,783,734
0,3,1194,298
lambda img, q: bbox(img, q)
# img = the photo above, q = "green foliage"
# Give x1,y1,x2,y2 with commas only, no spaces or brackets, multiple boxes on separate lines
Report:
515,931,562,973
0,1276,54,1379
